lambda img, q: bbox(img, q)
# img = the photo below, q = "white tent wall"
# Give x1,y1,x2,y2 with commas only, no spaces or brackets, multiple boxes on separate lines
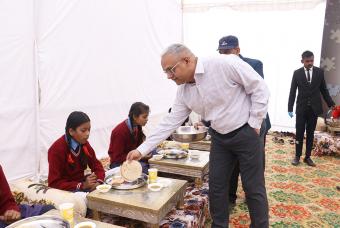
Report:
36,0,182,175
1,0,330,180
182,0,326,131
0,0,38,180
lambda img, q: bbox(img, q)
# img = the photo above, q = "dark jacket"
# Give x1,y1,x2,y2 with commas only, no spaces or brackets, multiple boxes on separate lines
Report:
240,55,271,133
288,66,334,115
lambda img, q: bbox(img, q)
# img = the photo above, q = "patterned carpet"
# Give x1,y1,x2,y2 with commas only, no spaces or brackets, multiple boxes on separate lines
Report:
10,134,339,227
228,134,340,228
98,133,339,227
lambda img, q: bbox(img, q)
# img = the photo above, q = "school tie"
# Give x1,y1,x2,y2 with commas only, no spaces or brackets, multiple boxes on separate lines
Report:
307,69,311,84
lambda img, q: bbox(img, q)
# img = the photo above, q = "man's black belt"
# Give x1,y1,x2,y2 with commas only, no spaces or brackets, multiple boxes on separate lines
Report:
211,123,248,138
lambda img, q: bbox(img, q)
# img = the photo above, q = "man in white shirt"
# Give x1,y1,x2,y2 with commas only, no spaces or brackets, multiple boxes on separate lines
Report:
217,35,268,210
127,44,269,228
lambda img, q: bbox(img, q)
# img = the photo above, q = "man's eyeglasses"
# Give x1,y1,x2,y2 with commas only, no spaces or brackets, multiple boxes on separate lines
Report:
164,60,181,76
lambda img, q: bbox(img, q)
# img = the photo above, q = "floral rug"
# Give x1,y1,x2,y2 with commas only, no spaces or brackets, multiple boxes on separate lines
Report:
11,132,340,227
99,133,340,227
227,133,340,228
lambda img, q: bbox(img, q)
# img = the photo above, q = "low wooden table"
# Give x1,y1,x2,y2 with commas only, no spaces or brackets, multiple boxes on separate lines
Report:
44,209,123,228
149,150,209,185
87,178,187,228
189,140,211,151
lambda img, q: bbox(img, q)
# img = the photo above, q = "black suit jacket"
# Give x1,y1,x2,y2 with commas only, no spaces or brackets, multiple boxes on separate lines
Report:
288,66,334,115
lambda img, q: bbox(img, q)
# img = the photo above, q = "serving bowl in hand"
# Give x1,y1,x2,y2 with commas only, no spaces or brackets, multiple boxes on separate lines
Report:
171,126,208,143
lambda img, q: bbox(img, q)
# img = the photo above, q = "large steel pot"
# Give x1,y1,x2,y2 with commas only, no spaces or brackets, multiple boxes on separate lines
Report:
171,126,208,143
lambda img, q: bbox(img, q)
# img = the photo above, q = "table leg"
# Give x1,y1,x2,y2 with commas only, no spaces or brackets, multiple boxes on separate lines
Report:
150,223,159,228
92,209,100,221
194,177,203,187
177,193,185,209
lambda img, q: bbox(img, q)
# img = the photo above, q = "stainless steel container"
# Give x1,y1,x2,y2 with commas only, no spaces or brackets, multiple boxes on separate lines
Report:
171,126,208,143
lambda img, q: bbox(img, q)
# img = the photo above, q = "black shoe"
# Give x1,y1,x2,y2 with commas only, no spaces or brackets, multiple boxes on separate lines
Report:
303,157,316,167
291,157,300,166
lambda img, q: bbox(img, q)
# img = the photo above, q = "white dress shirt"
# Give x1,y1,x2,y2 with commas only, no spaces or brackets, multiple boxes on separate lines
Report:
304,66,313,83
138,55,270,156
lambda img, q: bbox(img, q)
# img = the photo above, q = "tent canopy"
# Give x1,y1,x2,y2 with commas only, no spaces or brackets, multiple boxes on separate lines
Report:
0,0,331,180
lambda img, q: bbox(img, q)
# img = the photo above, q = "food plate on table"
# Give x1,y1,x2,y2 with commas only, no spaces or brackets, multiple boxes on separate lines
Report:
159,141,182,150
105,167,147,190
157,149,188,159
7,215,70,228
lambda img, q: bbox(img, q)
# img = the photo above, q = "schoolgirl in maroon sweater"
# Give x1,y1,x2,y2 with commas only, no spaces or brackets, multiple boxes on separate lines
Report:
108,102,151,172
0,165,54,227
48,111,105,192
0,165,19,226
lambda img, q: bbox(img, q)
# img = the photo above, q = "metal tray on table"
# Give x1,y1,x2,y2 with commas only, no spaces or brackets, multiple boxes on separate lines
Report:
7,215,70,228
105,167,147,190
157,149,188,159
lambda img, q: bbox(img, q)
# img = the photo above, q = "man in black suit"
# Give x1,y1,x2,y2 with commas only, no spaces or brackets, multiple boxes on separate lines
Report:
288,50,335,167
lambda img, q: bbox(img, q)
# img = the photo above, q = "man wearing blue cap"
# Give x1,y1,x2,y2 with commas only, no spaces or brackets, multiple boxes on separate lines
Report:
217,35,270,208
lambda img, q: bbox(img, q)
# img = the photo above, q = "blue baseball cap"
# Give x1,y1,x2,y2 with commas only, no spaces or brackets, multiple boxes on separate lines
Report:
217,35,239,50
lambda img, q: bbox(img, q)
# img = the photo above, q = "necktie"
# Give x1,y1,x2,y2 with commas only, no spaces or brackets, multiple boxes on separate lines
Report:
307,69,311,84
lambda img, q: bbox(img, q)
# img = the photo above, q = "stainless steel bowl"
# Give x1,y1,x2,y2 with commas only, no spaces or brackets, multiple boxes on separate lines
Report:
171,126,208,143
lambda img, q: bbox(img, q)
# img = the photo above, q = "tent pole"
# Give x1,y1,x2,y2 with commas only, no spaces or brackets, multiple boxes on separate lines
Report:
181,0,184,43
33,0,41,181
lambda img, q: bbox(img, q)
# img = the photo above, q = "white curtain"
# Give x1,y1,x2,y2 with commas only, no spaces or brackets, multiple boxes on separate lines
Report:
36,0,182,175
0,0,38,179
0,0,182,180
182,0,326,131
1,0,329,180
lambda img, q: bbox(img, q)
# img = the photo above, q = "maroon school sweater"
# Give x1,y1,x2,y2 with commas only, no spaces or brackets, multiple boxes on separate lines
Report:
48,135,105,191
108,120,143,165
0,165,20,215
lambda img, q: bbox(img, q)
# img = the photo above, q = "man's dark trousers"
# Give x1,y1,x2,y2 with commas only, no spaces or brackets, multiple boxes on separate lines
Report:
295,106,318,158
209,124,268,228
229,121,266,204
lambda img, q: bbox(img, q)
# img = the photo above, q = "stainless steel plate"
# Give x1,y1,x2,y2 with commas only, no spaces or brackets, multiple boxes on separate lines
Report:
171,126,208,143
158,149,188,159
105,168,147,190
7,215,70,228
